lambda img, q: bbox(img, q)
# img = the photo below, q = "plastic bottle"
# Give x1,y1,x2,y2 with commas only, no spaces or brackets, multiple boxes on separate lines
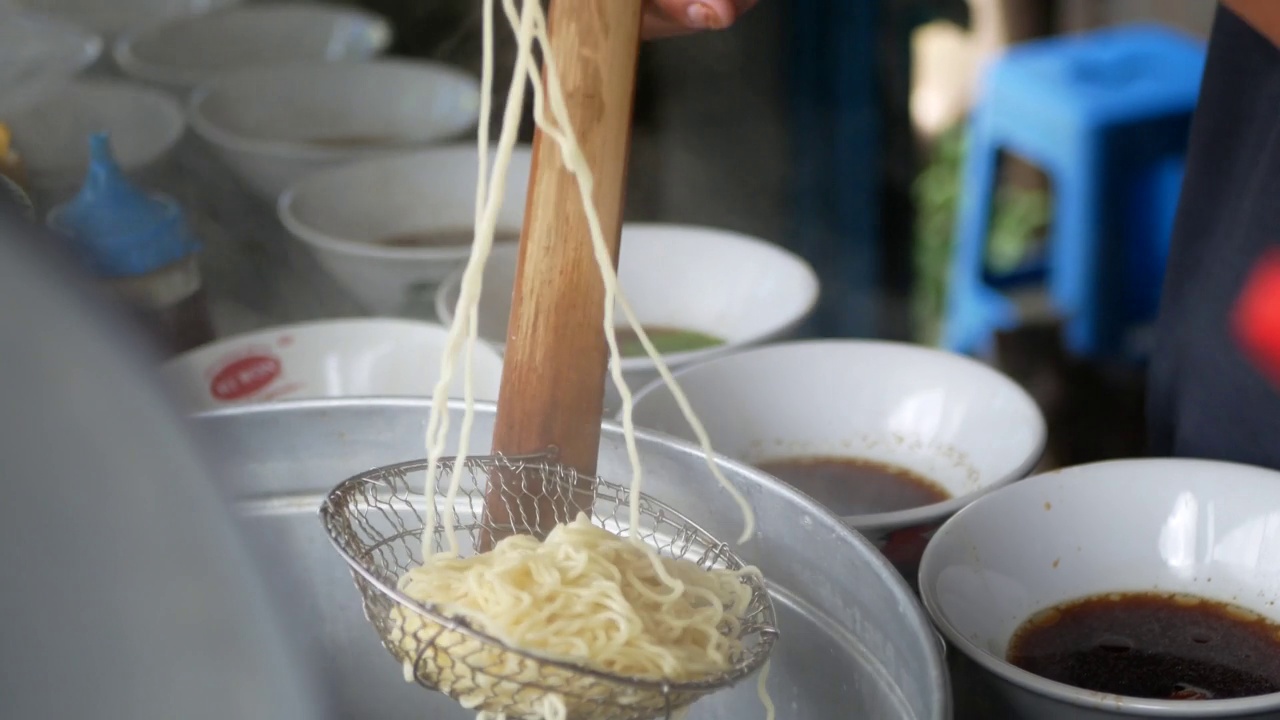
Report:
48,133,215,356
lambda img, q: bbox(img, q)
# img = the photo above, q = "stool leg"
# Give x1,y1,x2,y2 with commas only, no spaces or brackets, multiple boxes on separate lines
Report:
943,112,1014,355
1051,140,1102,356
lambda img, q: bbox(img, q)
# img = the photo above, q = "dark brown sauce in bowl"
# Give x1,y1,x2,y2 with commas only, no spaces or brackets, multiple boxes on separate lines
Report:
375,228,520,249
1008,592,1280,700
754,456,950,516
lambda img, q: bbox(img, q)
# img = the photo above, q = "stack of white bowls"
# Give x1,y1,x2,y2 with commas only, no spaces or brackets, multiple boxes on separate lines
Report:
3,0,409,211
3,0,493,409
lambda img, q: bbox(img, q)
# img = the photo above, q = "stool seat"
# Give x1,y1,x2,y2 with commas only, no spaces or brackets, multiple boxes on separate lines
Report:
988,24,1206,127
943,24,1207,359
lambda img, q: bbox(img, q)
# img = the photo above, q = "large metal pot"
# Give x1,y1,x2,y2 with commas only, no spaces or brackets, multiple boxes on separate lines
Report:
194,398,951,719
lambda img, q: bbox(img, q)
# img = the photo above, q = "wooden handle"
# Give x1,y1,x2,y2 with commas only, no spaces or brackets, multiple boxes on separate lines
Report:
483,0,643,546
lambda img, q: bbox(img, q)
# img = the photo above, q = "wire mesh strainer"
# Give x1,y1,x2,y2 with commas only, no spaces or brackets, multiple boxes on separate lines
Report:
319,452,779,720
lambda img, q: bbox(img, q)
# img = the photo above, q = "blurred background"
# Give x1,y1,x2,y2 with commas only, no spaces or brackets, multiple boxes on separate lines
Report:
1,0,1215,469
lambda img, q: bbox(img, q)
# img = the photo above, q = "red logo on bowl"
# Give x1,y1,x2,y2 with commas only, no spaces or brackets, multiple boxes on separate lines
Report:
209,354,282,401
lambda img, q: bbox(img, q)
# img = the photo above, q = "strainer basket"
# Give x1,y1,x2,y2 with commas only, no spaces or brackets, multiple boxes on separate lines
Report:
319,452,779,720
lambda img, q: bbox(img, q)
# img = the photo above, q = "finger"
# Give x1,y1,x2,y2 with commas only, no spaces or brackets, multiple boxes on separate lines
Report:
646,0,737,30
641,13,700,40
641,0,763,40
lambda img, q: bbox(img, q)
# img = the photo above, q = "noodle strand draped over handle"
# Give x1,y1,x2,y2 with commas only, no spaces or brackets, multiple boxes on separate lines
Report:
483,0,643,550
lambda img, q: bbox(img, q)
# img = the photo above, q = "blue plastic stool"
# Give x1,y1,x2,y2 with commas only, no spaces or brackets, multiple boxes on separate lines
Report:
942,24,1206,358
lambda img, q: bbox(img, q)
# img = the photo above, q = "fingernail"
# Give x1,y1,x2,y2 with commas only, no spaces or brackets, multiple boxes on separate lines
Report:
687,2,724,29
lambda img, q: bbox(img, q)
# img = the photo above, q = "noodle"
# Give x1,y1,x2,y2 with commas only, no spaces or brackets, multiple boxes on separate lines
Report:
398,515,755,680
399,0,775,717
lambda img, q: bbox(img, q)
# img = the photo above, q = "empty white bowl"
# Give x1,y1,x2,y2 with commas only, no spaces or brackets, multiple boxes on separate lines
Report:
0,4,101,115
160,318,504,411
6,78,184,209
114,3,390,91
280,144,532,315
188,59,481,201
13,0,236,44
436,223,821,410
628,339,1045,579
920,458,1280,719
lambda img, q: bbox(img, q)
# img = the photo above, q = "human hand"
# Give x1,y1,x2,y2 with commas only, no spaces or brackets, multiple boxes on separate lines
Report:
642,0,760,39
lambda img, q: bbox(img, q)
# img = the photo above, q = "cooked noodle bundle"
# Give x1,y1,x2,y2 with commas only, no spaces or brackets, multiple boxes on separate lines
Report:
397,515,756,679
388,515,765,719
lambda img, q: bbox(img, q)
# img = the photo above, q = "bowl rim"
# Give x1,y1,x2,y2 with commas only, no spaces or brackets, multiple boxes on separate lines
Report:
0,10,103,116
162,316,504,370
433,223,823,372
185,58,479,161
918,457,1280,716
25,0,243,40
627,337,1047,529
8,77,186,175
112,2,391,89
277,143,533,262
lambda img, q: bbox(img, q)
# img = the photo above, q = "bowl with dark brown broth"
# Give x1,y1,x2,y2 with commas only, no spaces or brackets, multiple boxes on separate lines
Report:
280,145,530,315
627,340,1045,584
436,224,820,412
920,458,1280,718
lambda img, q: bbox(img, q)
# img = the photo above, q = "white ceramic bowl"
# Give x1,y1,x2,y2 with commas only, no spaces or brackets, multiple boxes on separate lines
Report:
627,339,1045,578
188,60,480,201
13,0,237,44
280,145,532,315
920,458,1280,719
0,5,101,116
160,318,504,412
6,78,185,209
114,3,390,91
435,223,821,410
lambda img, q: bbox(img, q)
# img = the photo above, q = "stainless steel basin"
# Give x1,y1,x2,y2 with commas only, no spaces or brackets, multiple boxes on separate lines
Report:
194,398,951,719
